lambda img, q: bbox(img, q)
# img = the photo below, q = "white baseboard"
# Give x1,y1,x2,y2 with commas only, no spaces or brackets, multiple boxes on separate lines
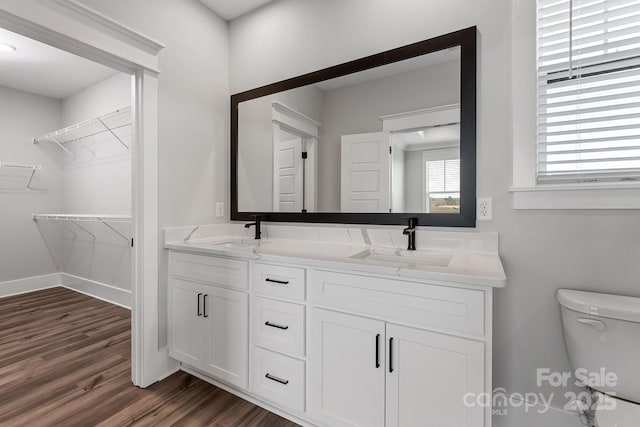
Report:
0,273,61,298
0,273,132,309
60,273,132,309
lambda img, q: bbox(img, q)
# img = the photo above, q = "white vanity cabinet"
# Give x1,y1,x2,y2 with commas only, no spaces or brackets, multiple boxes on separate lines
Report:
308,269,490,427
167,249,494,427
168,251,249,389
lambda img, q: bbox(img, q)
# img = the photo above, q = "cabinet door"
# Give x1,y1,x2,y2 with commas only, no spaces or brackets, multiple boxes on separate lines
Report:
309,309,385,427
168,279,205,369
202,286,249,389
386,324,485,427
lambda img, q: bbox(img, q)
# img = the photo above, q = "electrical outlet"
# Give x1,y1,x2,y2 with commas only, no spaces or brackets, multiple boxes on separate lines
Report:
215,202,225,218
477,197,492,221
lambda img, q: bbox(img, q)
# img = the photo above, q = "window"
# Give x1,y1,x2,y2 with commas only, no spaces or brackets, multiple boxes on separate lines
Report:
423,148,460,213
537,0,640,184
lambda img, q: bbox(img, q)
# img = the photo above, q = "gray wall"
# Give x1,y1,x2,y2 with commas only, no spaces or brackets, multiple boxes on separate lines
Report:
238,85,323,212
0,85,62,283
58,73,132,291
230,0,640,423
404,150,424,212
61,73,131,215
76,0,230,347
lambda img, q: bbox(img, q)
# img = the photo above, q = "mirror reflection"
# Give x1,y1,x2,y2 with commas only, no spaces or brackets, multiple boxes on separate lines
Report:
237,47,460,213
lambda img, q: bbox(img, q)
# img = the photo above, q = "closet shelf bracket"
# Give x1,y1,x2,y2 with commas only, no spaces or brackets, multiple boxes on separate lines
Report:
32,214,131,242
0,163,42,190
98,218,129,242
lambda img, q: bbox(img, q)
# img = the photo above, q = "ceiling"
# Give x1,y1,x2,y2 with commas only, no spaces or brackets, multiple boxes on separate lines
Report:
200,0,274,20
393,124,461,151
0,28,118,99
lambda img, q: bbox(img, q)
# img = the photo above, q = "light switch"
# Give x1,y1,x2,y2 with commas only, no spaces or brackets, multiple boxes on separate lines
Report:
216,202,224,218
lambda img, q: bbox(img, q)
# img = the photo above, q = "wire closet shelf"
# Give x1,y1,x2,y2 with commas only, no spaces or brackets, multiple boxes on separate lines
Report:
32,106,132,161
32,214,132,243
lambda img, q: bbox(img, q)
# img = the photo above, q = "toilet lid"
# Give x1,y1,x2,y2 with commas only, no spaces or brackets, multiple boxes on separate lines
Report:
595,393,640,426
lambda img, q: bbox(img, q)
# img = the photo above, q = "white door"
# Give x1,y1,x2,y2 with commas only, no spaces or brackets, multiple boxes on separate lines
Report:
168,279,206,369
277,136,304,212
386,323,485,427
340,131,391,212
203,286,249,389
309,309,386,427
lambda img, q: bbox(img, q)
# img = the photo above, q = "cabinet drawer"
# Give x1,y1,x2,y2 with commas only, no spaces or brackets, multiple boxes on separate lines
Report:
310,270,485,336
169,251,248,290
253,263,306,301
253,297,305,357
252,347,305,413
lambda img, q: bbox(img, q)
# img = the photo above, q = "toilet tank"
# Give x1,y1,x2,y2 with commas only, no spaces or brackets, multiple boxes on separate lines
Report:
557,289,640,403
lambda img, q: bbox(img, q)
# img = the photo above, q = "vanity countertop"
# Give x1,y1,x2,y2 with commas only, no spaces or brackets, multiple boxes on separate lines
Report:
166,234,506,288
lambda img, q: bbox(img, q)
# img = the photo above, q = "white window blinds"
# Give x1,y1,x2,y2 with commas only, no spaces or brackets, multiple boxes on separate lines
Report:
537,0,640,183
426,159,460,195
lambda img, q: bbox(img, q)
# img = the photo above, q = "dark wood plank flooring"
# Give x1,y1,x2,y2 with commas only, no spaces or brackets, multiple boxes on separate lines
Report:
0,287,299,427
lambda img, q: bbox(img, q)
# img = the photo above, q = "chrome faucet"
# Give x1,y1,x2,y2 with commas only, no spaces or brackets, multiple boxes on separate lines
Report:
403,217,417,251
244,215,261,240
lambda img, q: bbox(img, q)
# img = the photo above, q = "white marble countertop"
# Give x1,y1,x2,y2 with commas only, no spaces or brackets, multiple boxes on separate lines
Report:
165,226,506,288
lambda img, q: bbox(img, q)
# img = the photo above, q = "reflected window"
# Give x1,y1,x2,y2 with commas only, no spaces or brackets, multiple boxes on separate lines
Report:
424,148,460,213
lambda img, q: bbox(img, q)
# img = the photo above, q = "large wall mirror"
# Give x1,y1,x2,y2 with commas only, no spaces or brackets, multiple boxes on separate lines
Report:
231,27,476,226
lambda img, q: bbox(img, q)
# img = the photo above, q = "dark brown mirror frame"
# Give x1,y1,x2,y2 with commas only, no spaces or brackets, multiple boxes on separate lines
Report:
231,26,476,226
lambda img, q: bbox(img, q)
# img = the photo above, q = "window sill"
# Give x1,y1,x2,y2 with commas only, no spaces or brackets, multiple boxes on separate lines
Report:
510,183,640,210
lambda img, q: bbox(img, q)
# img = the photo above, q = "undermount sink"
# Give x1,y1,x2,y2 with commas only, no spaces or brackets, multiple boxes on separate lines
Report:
350,247,452,267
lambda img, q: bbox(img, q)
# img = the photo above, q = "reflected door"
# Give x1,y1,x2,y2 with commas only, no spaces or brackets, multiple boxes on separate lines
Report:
276,137,304,212
340,131,391,213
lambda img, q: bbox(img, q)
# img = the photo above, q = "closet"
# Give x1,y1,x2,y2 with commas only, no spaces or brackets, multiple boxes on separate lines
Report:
32,95,133,306
0,27,133,307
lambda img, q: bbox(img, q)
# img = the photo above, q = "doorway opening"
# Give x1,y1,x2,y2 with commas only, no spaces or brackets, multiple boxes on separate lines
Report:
0,25,139,380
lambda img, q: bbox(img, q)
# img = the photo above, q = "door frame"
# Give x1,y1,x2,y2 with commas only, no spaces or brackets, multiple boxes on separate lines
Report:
271,101,320,212
0,0,168,387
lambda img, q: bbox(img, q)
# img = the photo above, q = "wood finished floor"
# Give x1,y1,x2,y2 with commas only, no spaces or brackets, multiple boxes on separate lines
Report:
0,287,299,427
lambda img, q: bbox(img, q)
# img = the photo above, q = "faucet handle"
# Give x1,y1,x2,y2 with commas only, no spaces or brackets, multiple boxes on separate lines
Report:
402,217,418,228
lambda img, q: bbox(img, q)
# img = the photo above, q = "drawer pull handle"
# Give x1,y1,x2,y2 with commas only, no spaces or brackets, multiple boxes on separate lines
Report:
197,293,202,317
265,373,289,385
265,321,289,330
265,278,289,285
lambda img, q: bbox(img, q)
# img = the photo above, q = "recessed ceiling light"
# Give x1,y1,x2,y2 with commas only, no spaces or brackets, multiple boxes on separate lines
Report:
0,42,17,52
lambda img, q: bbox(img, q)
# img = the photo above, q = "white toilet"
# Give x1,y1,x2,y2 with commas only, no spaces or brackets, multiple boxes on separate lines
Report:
558,289,640,426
